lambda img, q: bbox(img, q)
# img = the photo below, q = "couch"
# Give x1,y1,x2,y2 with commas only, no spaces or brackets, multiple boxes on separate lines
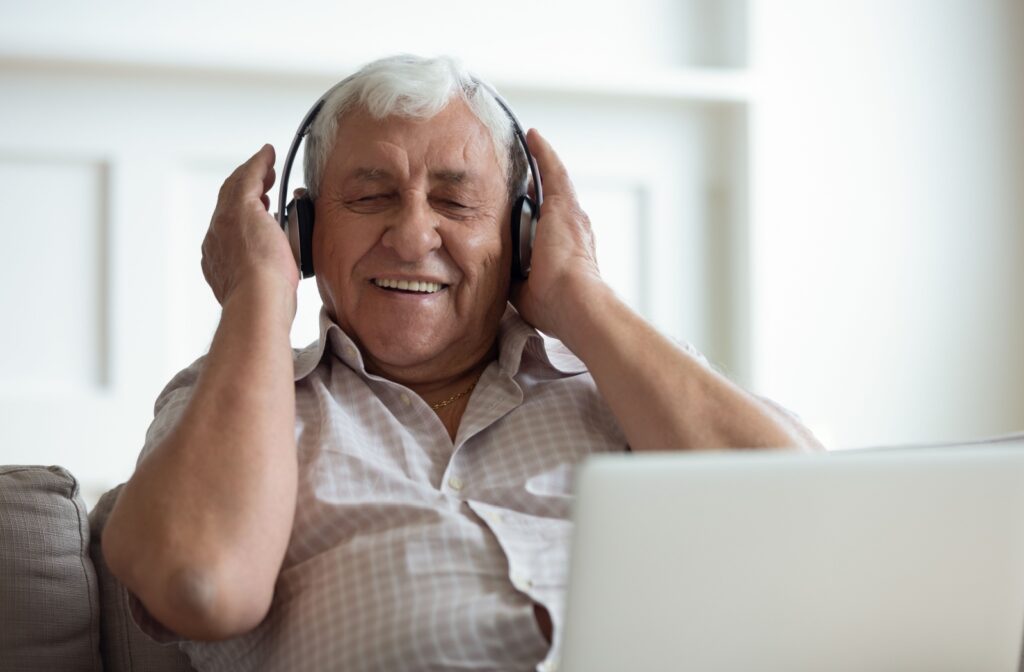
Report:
0,465,196,672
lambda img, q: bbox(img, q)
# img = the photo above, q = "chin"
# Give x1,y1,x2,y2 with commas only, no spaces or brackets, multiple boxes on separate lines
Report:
360,328,456,371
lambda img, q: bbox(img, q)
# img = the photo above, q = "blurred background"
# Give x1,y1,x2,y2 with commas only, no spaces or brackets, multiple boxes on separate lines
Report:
1,0,1021,505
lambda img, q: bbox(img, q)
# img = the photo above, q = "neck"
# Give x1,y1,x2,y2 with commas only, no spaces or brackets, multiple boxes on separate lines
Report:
410,354,493,443
412,351,493,408
362,341,497,405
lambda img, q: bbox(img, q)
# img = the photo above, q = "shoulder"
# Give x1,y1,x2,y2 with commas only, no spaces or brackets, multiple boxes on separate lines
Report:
155,338,325,412
139,343,323,467
152,355,206,416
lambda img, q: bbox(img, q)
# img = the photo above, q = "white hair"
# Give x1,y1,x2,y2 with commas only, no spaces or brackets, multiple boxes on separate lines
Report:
302,54,528,205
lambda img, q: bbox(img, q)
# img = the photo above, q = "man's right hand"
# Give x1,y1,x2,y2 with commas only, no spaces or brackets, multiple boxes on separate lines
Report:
201,144,300,309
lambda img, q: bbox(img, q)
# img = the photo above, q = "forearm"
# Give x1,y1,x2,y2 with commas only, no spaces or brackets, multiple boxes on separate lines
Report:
558,281,817,452
104,274,298,638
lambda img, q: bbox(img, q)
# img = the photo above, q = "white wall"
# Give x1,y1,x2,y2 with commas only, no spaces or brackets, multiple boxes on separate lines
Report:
0,0,746,505
1,0,1021,505
750,0,1024,447
0,0,743,71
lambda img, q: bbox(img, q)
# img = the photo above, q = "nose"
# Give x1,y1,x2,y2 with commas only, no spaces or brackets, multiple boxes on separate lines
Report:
381,193,442,262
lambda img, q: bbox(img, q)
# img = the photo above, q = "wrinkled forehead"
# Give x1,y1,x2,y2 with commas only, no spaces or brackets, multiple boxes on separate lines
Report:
327,100,506,187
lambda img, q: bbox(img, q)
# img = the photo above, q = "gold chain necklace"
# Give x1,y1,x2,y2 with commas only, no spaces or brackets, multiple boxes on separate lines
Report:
430,380,478,411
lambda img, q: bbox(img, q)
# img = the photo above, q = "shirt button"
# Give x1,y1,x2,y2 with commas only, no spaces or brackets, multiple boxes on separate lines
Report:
486,511,503,524
539,661,558,672
400,393,411,406
345,345,357,358
448,476,463,492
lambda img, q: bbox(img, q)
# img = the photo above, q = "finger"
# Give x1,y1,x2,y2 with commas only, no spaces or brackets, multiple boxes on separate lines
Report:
525,128,576,202
261,194,271,211
261,162,276,197
226,144,276,202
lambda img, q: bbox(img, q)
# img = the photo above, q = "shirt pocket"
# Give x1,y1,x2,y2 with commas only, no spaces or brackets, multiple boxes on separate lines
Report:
525,462,576,499
466,500,572,593
517,462,577,520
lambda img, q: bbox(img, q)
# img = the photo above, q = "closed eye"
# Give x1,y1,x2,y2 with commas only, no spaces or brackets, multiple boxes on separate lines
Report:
431,198,475,220
338,192,396,214
430,195,470,209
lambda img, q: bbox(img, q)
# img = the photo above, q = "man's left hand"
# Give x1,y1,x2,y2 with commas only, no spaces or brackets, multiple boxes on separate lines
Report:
510,129,605,341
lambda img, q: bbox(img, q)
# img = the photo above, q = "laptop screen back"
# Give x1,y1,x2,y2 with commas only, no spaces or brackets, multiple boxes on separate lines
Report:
560,444,1024,672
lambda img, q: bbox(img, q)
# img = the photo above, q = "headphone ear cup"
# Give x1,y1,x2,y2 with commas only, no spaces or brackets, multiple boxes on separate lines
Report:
286,195,316,278
511,196,537,280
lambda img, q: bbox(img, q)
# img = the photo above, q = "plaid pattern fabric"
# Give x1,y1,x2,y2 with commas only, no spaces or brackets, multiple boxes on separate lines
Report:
132,306,629,672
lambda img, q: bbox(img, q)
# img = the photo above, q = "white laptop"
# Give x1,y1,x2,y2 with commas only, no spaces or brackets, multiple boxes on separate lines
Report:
559,440,1024,672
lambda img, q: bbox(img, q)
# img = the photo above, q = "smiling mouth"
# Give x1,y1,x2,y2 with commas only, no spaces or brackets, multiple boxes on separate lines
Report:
372,278,448,294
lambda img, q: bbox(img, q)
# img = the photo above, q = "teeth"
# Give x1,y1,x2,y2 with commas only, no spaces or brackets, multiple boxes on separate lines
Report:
373,278,444,293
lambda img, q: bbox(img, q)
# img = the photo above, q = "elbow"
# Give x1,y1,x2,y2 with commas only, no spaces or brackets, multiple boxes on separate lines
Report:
102,528,274,641
156,565,274,641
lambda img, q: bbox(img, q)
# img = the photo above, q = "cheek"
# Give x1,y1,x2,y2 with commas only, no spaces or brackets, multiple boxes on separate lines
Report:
457,214,511,272
313,231,340,287
454,227,508,285
315,218,368,270
312,222,368,306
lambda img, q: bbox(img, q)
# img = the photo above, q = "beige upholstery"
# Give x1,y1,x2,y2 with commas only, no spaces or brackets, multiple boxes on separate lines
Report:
0,465,102,672
0,466,196,672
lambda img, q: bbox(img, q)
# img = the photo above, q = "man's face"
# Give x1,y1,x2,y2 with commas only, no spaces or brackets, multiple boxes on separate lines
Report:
312,99,512,384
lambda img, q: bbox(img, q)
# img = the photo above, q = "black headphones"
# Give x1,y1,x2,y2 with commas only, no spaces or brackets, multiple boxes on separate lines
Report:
275,77,543,280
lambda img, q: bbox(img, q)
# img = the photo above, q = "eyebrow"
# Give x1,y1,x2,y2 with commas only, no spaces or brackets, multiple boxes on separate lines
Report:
346,167,477,185
431,169,472,185
349,167,393,182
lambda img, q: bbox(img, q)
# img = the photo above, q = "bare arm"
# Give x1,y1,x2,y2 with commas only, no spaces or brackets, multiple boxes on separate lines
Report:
554,278,818,450
512,130,820,452
103,145,301,640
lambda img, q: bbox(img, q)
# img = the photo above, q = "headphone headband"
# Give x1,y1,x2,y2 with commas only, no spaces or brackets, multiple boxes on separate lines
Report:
275,76,542,228
472,79,543,208
275,97,324,231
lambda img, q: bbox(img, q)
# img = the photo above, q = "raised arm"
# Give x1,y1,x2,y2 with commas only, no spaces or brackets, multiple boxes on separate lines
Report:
512,130,820,452
102,145,301,640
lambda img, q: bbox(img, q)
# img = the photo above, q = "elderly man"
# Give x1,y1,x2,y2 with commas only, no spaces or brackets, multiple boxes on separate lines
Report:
103,55,817,671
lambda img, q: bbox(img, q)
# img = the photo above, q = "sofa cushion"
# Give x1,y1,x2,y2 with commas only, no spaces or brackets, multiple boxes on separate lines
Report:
89,483,198,672
0,465,102,672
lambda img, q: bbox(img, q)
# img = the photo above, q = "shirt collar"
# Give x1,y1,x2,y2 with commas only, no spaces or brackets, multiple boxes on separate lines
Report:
291,308,347,381
292,304,587,382
496,305,587,376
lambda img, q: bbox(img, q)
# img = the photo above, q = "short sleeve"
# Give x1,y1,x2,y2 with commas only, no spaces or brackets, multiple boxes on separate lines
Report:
128,590,185,644
136,356,207,466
